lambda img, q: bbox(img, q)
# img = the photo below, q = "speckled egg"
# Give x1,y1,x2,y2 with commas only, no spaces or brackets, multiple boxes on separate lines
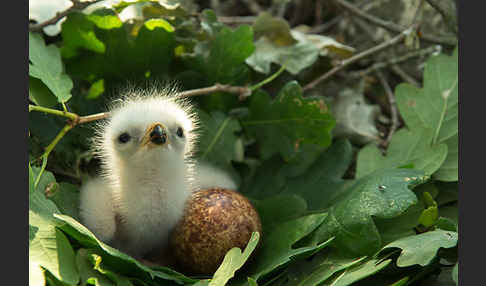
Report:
170,188,262,275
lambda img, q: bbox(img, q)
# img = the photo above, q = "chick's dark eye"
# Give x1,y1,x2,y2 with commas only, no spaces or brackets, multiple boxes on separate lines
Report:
118,132,131,143
176,127,184,138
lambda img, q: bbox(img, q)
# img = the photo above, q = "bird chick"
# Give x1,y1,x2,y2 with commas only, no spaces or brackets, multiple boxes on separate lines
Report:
79,88,199,259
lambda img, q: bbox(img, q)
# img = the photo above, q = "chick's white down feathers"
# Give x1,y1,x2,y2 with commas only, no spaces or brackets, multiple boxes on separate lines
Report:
79,88,236,258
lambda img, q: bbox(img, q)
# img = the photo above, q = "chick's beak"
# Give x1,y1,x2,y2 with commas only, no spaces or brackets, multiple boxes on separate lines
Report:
142,123,168,146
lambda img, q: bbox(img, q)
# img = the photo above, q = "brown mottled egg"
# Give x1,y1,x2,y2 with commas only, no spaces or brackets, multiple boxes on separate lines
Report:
169,188,262,275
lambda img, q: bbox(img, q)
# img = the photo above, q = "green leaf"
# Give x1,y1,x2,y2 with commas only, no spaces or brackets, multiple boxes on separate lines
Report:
245,36,318,75
380,229,458,267
30,166,76,285
242,81,335,161
48,182,81,221
200,9,224,36
29,32,73,103
282,139,353,211
240,156,288,199
29,167,60,219
64,15,175,82
29,211,79,285
205,25,255,83
418,205,439,227
91,252,134,286
246,14,320,75
290,29,355,59
29,77,59,108
247,277,258,286
435,181,458,207
322,258,392,286
252,12,297,46
210,232,260,286
284,249,367,286
395,48,458,181
246,213,331,280
60,12,106,58
55,228,80,284
87,9,123,29
356,127,448,179
389,277,409,286
144,18,174,32
374,201,424,245
86,79,105,99
29,163,35,194
252,194,308,228
433,135,458,181
330,89,381,145
54,214,197,284
76,249,113,286
310,169,428,256
439,203,458,225
197,110,242,181
452,263,458,285
436,217,457,232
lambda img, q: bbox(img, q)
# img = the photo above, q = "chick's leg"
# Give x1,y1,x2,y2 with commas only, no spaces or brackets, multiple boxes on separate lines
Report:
79,178,117,243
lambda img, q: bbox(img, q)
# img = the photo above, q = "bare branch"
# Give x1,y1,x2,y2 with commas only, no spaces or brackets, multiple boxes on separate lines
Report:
425,0,458,34
241,0,263,14
390,64,421,87
375,70,399,148
217,16,257,24
178,84,251,100
334,0,457,46
303,24,418,91
29,0,103,32
350,45,440,79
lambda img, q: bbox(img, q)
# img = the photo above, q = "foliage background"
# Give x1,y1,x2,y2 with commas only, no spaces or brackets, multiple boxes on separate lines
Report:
29,0,458,286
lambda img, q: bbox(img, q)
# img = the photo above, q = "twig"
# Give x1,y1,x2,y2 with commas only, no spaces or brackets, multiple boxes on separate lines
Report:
334,0,457,46
33,124,74,187
302,24,418,91
349,10,424,87
76,112,110,125
375,70,398,148
350,45,440,79
178,84,251,100
29,0,103,32
308,16,341,34
217,16,257,24
308,0,374,34
390,64,420,87
241,0,263,14
425,0,458,34
29,105,78,121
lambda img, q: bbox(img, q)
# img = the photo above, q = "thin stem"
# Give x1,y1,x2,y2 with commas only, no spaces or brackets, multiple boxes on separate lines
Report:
334,0,457,46
350,45,440,79
303,25,418,91
249,65,286,91
76,112,110,124
376,70,399,148
61,102,68,113
34,124,74,187
390,64,421,87
29,104,78,121
178,84,250,99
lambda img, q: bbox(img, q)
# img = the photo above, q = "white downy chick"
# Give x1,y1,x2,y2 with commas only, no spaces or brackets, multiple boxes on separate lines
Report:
79,87,199,258
193,162,238,190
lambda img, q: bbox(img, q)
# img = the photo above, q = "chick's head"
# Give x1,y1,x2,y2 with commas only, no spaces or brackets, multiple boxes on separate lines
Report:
94,91,198,178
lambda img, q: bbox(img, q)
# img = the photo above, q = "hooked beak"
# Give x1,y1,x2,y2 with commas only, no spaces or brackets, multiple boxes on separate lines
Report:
142,123,168,146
